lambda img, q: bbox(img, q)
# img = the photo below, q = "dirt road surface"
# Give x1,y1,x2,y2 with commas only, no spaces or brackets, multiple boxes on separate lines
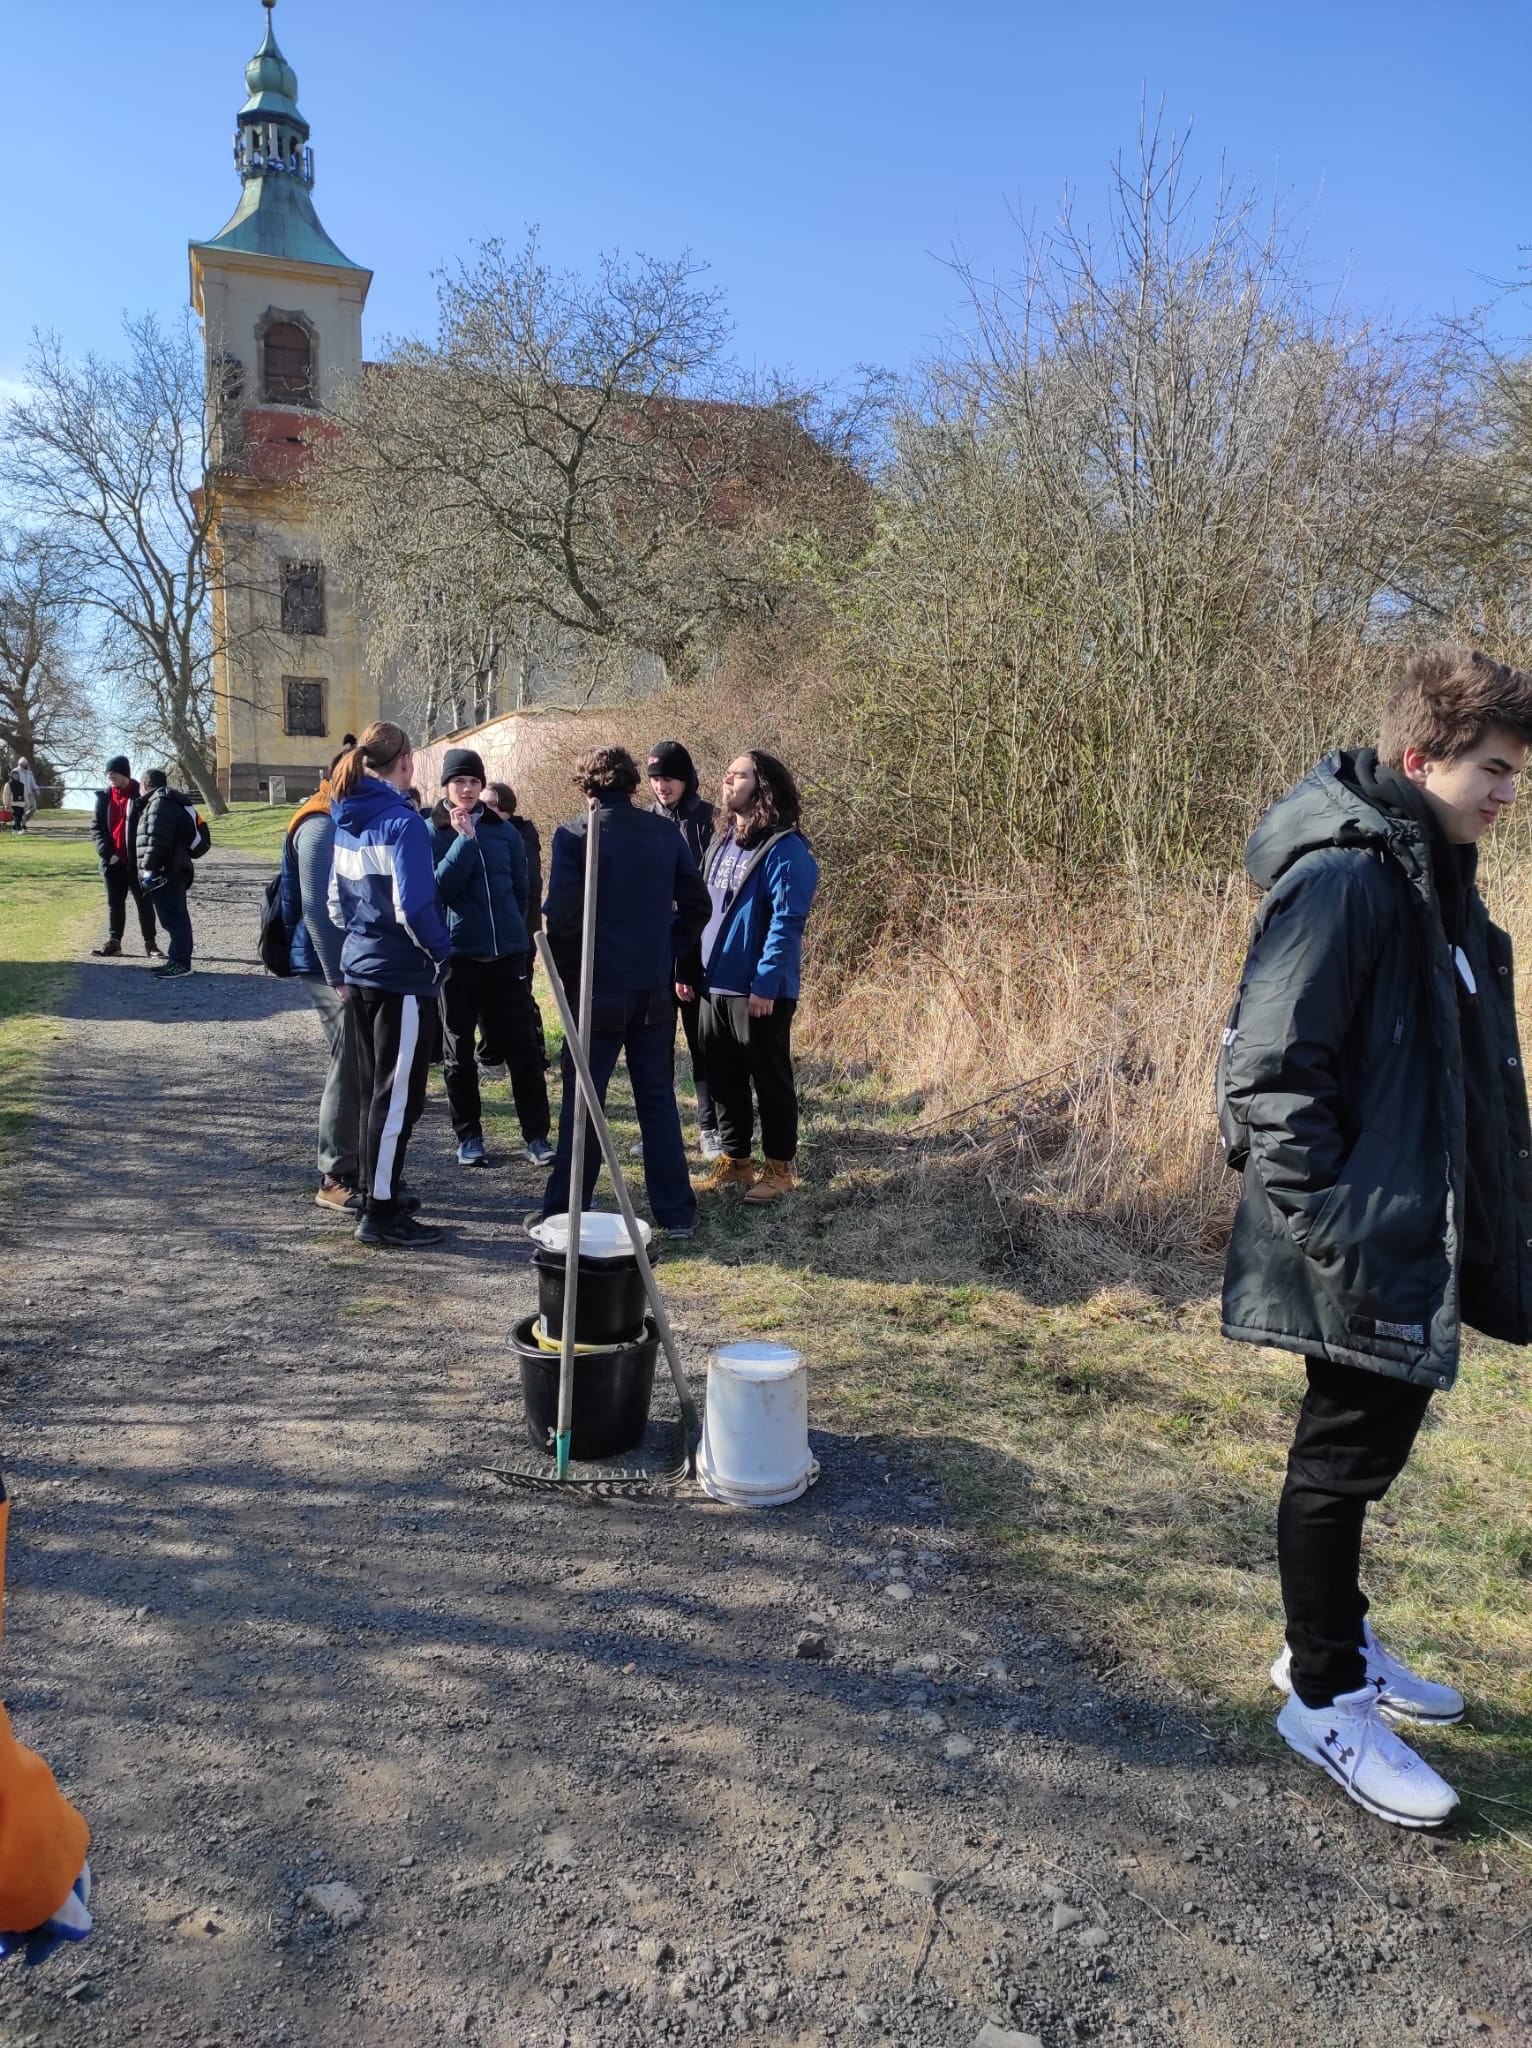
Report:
1,849,1527,2046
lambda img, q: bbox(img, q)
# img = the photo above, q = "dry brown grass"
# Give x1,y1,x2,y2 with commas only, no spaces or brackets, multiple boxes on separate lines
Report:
805,877,1251,1295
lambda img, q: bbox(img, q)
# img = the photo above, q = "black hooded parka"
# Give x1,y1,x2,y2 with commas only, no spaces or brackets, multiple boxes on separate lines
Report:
1218,748,1532,1392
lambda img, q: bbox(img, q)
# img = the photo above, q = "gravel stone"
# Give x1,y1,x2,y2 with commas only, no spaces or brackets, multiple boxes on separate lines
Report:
303,1882,366,1930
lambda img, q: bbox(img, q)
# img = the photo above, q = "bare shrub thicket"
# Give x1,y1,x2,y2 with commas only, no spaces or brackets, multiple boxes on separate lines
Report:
311,234,869,739
819,132,1478,894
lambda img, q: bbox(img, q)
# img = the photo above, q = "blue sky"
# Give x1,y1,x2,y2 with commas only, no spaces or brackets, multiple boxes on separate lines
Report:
6,0,1532,392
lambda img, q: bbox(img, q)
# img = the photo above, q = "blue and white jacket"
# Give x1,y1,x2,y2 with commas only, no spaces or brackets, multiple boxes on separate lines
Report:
700,828,819,1000
328,777,452,995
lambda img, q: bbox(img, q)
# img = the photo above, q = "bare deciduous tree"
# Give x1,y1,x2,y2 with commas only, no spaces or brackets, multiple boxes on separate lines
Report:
312,233,866,736
0,527,96,796
1,316,230,812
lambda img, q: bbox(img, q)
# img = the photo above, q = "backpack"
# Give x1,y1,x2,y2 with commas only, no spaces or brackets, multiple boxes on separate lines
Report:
258,870,294,977
188,808,212,859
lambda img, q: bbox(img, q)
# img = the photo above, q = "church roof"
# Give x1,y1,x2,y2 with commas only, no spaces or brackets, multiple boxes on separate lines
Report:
198,175,362,273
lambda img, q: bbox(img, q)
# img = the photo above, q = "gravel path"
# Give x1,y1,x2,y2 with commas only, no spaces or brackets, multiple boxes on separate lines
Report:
1,849,1527,2047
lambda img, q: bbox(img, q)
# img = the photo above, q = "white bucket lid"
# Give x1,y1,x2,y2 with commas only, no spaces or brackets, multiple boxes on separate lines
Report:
714,1340,802,1381
528,1211,652,1260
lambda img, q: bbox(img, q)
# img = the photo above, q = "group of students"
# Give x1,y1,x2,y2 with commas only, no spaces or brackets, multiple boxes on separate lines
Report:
277,723,817,1249
88,755,209,976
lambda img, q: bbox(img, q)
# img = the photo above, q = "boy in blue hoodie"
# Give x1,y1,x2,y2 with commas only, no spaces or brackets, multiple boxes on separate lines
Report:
328,723,453,1249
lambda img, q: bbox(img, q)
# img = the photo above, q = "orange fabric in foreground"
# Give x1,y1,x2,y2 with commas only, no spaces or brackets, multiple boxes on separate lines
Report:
0,1497,90,1931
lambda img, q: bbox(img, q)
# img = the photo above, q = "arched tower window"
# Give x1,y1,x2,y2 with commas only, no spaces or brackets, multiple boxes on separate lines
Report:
263,320,313,405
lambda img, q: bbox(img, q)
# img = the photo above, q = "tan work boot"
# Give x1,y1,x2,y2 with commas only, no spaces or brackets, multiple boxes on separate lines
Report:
699,1154,758,1194
742,1157,795,1204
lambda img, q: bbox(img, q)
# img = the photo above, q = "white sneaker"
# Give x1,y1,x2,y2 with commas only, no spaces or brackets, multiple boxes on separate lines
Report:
698,1129,724,1160
1276,1685,1458,1828
1270,1623,1465,1726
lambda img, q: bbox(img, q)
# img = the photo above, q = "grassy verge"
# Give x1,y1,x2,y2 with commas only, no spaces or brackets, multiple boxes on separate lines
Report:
0,817,102,1169
206,800,295,860
482,1035,1532,1862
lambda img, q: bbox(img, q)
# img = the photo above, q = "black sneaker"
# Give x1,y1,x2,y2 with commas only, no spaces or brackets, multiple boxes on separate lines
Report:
355,1211,444,1250
149,961,191,978
90,941,122,958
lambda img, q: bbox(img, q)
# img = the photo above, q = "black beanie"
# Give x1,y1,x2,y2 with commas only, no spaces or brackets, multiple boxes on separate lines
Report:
441,747,487,786
646,739,696,785
105,754,131,777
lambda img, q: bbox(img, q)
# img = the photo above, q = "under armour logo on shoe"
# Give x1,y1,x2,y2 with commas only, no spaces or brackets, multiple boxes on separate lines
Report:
1323,1730,1356,1765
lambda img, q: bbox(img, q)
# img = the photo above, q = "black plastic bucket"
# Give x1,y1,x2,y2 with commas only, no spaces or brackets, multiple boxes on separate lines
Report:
511,1313,658,1460
532,1246,656,1346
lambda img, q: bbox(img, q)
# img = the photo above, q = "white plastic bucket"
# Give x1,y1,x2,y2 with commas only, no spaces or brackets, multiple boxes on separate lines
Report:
528,1212,652,1261
697,1341,819,1507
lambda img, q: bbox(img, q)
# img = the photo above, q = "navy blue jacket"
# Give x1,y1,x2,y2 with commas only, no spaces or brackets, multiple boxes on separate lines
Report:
545,794,710,1008
329,777,452,995
429,803,530,960
701,829,819,1000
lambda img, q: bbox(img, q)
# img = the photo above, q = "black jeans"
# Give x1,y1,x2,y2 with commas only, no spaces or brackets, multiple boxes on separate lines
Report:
697,994,799,1161
444,952,550,1143
102,861,157,950
675,995,716,1137
1278,1357,1433,1707
149,875,194,967
352,988,432,1214
541,988,696,1230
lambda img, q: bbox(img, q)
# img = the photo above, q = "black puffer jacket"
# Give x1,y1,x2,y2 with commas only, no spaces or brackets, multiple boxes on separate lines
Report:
513,816,543,936
133,786,198,884
654,783,716,872
1218,749,1532,1391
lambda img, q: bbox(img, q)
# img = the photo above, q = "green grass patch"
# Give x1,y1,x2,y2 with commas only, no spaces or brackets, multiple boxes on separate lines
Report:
483,1040,1532,1857
207,800,294,860
0,825,103,1167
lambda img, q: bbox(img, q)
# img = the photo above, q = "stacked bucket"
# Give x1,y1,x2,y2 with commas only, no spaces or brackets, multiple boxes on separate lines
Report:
511,1215,660,1460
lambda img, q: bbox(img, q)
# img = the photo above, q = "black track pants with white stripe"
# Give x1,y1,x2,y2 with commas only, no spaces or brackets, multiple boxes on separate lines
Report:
351,988,432,1213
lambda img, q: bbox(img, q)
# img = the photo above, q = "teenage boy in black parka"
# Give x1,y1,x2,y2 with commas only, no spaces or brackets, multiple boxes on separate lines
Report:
1218,644,1532,1829
646,739,720,1158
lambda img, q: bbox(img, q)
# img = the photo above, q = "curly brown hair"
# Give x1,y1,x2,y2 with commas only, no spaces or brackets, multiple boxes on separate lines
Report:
572,746,640,798
1378,646,1532,767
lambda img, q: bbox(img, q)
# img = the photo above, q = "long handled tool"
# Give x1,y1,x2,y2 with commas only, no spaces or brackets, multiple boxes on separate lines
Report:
555,799,601,1479
535,931,702,1474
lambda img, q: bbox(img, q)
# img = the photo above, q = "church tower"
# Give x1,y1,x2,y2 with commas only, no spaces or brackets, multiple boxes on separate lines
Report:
189,1,376,800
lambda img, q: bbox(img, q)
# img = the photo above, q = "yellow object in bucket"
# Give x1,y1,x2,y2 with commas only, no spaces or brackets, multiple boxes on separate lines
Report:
532,1318,610,1356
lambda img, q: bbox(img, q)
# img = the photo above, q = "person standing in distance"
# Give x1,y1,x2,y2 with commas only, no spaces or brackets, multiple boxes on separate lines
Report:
1219,645,1532,1829
429,747,552,1169
90,756,159,959
541,746,710,1238
329,723,453,1250
132,769,201,977
646,740,721,1160
691,752,818,1204
480,781,548,1084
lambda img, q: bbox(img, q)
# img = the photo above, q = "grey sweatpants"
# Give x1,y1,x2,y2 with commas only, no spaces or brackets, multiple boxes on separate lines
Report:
305,979,362,1186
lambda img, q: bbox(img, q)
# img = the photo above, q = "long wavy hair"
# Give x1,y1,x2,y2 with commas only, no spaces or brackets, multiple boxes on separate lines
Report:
733,751,802,849
331,721,412,799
